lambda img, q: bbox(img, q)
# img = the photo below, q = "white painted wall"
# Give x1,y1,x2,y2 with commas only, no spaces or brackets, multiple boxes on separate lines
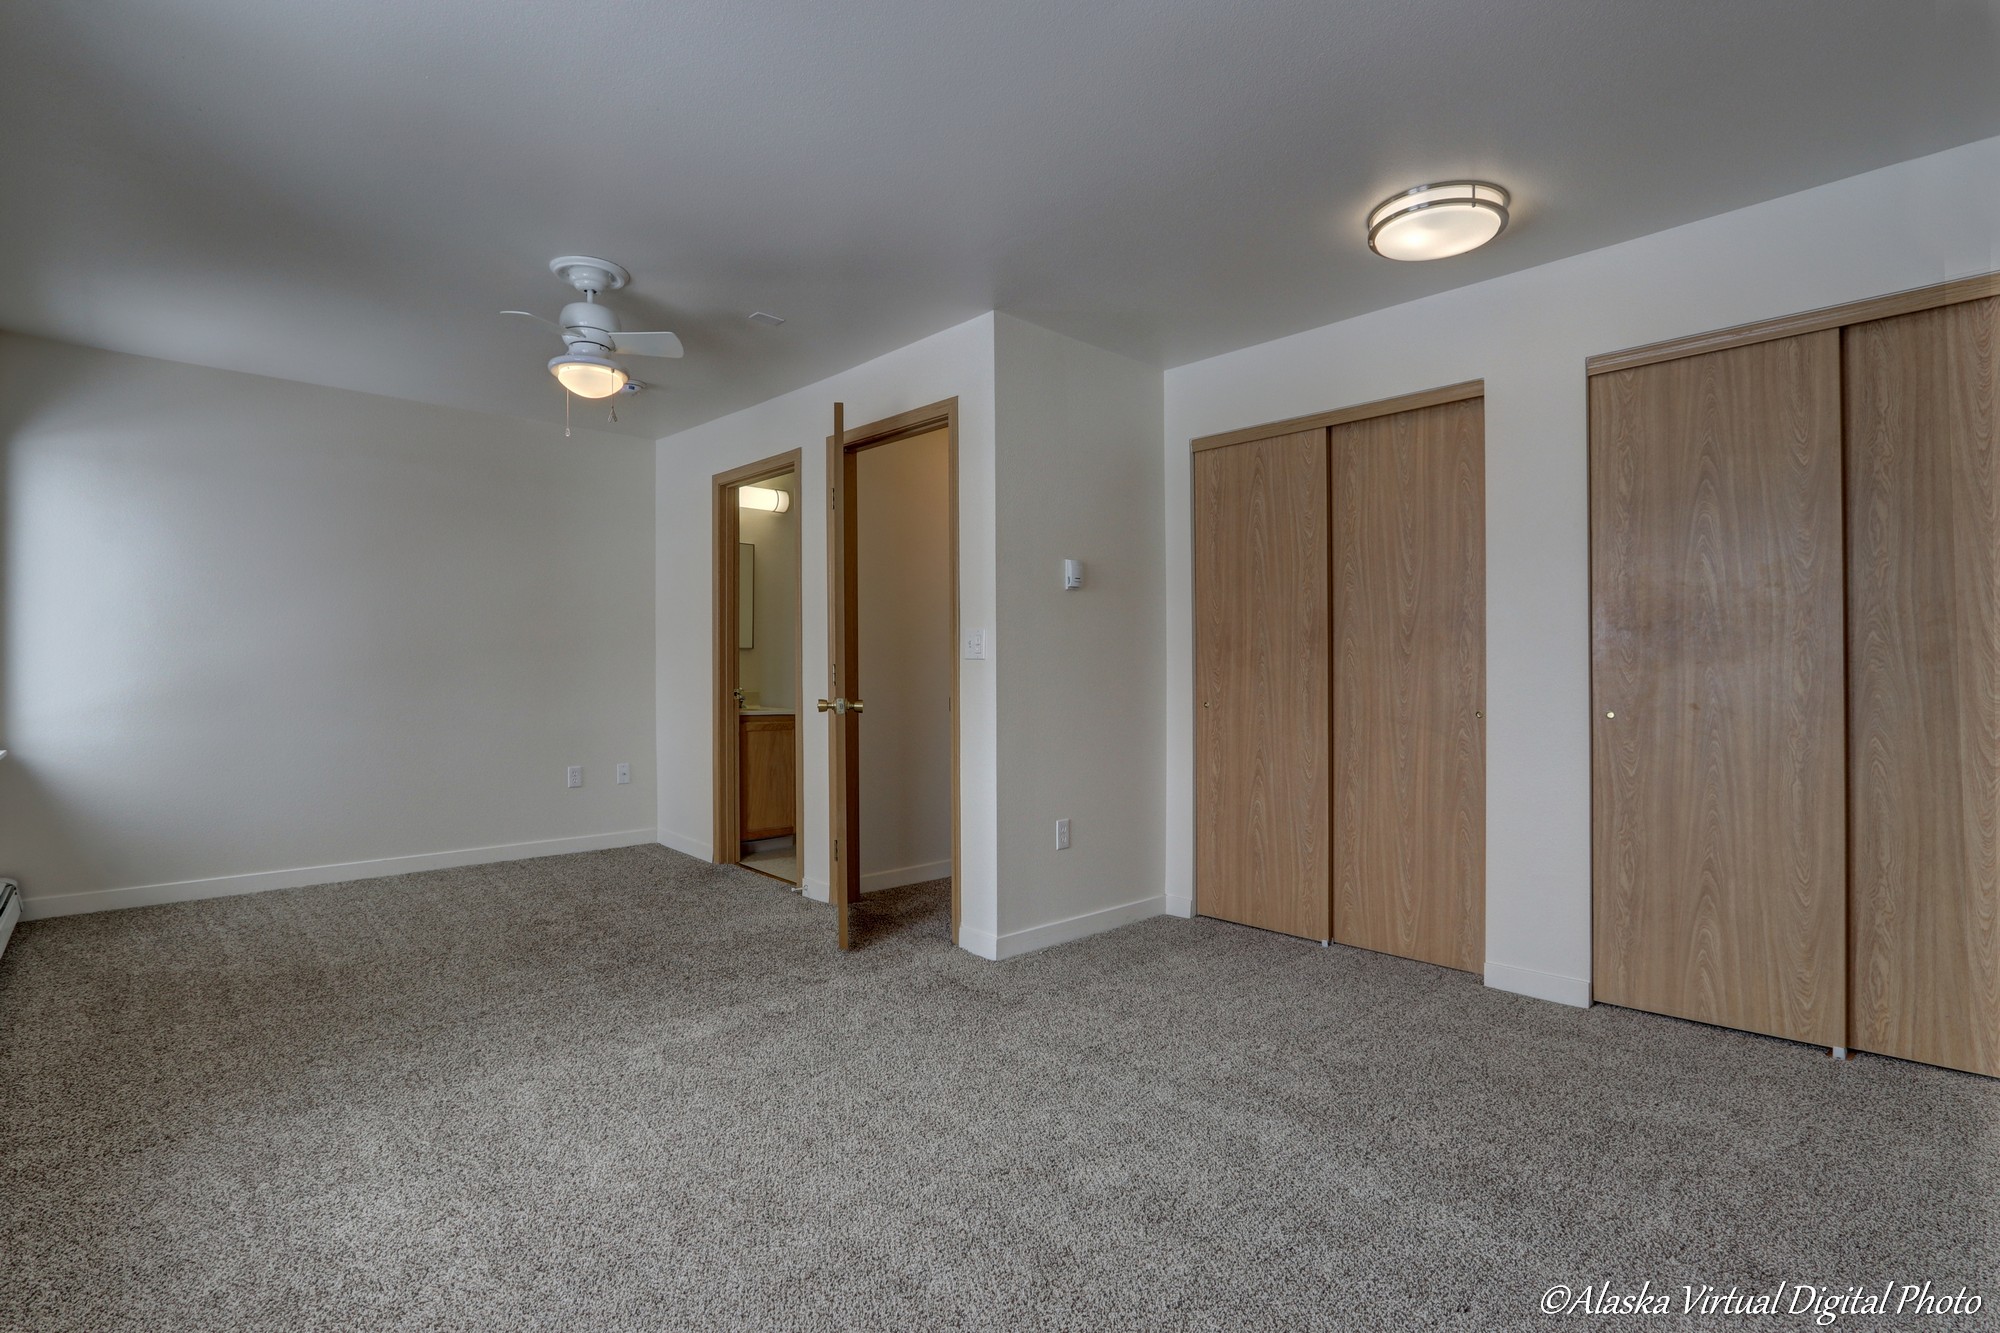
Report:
1163,135,2000,1007
737,470,797,710
994,314,1165,954
0,334,657,918
855,429,953,890
654,314,1000,943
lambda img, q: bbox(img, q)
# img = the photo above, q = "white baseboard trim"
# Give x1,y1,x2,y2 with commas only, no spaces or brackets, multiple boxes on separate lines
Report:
796,864,942,904
1485,960,1591,1009
1164,894,1194,919
861,858,951,895
657,829,713,862
19,828,661,922
957,925,1000,960
971,894,1166,962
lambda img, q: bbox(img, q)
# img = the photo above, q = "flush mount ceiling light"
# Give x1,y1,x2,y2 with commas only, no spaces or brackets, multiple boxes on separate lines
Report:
547,352,628,399
1366,181,1510,261
738,485,792,513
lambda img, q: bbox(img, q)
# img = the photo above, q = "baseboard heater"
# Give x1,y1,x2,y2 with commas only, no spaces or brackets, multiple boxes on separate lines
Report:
0,879,19,963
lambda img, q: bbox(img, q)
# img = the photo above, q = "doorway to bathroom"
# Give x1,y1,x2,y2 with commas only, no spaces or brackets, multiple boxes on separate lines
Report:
711,451,804,885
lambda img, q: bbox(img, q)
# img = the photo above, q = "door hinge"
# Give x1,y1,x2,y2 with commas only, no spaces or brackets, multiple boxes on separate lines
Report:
832,837,839,862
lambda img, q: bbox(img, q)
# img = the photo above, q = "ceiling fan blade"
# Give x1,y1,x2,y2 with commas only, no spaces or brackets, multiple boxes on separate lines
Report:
611,330,684,359
501,309,565,340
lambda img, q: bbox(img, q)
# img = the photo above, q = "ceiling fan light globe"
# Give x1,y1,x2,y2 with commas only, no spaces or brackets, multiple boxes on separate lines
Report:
549,353,627,398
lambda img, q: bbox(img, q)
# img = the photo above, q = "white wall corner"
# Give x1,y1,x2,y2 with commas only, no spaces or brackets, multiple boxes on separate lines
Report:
1164,894,1194,918
990,313,1167,954
802,878,831,903
955,925,1001,960
1484,960,1592,1009
657,830,713,863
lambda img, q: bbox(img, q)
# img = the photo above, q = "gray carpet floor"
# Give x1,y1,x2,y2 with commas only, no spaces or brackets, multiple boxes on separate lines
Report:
1,844,1995,1332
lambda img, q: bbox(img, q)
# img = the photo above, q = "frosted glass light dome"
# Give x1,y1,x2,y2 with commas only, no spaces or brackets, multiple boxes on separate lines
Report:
549,352,628,398
1367,182,1510,261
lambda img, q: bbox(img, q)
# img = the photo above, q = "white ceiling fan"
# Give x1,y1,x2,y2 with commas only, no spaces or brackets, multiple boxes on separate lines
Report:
503,256,683,399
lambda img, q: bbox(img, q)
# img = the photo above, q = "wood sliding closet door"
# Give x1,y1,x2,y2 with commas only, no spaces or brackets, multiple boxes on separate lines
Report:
1330,399,1485,972
1193,429,1331,940
1846,297,2000,1077
1591,332,1847,1047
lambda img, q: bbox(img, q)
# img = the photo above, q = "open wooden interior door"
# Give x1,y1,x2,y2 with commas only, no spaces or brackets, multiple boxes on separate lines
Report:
821,401,864,948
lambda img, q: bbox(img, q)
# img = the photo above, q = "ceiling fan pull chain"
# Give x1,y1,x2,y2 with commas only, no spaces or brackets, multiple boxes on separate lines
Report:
564,387,571,438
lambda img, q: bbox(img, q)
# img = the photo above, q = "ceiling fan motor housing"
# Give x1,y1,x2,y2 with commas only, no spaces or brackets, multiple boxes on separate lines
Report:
558,300,620,354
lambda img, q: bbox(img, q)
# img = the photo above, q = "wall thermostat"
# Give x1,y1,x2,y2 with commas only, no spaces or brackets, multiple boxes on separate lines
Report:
1063,559,1084,591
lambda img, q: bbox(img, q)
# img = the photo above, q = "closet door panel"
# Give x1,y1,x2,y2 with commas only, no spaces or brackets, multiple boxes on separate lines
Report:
1591,332,1846,1046
1193,430,1331,940
1846,297,2000,1077
1330,399,1486,972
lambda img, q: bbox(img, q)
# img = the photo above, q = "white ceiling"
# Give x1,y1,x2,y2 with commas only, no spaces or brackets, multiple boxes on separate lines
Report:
3,0,1996,439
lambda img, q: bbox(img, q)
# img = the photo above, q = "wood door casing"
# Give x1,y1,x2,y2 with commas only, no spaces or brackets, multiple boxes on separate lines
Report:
1846,297,2000,1077
1331,399,1485,972
1591,331,1847,1047
1193,429,1331,940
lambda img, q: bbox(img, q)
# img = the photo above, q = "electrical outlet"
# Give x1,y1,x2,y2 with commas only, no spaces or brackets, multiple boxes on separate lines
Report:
963,628,987,660
566,766,583,789
1055,817,1071,850
616,763,631,785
